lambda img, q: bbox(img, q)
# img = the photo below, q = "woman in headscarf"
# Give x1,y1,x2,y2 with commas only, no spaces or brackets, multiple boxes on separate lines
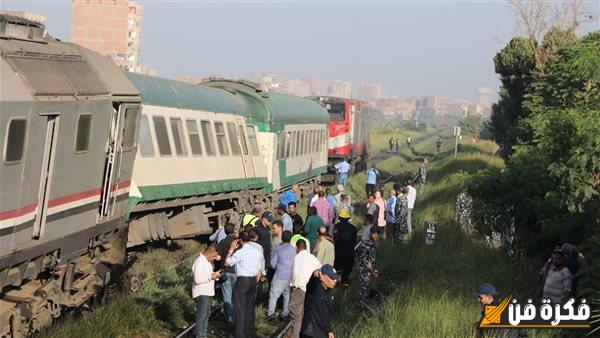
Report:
374,190,386,237
393,187,409,241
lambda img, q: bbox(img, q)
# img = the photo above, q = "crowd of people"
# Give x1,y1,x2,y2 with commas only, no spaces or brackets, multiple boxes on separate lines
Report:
191,161,430,338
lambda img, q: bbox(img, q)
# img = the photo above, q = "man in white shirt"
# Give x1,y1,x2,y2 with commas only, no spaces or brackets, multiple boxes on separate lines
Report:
288,239,322,338
334,159,351,187
225,231,264,338
192,245,221,338
406,180,417,234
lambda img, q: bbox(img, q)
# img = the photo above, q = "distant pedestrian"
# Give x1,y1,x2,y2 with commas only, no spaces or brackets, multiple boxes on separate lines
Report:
225,231,264,338
334,159,351,187
405,180,417,234
314,191,332,227
389,137,395,152
300,264,339,338
192,245,221,338
276,204,293,233
288,202,304,234
366,164,379,196
267,231,296,321
333,208,357,286
407,136,412,148
314,227,335,266
356,226,379,309
334,193,353,224
393,187,409,241
542,250,572,304
395,138,400,153
304,206,324,250
436,138,442,153
279,184,299,211
418,159,428,194
215,223,238,322
361,214,375,242
366,194,380,226
374,191,386,235
289,239,322,338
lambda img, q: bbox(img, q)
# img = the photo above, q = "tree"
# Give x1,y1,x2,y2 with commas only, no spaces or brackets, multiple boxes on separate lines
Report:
458,114,484,138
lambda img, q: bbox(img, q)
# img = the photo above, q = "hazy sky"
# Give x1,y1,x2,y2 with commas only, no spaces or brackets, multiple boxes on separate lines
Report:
3,1,598,100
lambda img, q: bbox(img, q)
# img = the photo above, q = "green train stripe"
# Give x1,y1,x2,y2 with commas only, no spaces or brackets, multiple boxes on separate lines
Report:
137,177,269,202
278,164,327,189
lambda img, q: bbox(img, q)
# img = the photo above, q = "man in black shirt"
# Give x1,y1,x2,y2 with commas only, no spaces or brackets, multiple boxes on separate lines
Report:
215,223,238,322
301,264,338,338
288,202,304,234
333,209,357,286
254,211,275,263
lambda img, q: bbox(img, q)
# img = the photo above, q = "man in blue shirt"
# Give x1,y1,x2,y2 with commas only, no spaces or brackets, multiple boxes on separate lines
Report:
266,230,296,321
366,164,379,196
334,159,351,187
279,184,299,211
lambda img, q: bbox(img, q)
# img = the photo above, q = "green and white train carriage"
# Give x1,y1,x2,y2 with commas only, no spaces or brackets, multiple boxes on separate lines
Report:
124,74,269,246
204,80,330,197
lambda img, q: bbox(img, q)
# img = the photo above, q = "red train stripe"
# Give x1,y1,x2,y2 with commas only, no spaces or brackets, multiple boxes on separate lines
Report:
0,180,131,221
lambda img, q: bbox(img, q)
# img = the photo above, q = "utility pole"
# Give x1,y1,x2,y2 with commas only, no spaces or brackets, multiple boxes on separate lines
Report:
453,126,461,159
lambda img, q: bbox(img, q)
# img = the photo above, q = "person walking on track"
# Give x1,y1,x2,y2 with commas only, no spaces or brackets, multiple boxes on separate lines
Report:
334,159,351,187
405,180,417,234
365,164,379,196
289,239,321,338
393,187,409,241
225,231,264,338
436,138,442,153
356,226,379,309
418,159,428,194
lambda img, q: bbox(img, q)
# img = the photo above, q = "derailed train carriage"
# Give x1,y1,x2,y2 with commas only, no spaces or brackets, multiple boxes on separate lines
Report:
0,15,142,336
124,75,329,246
0,15,329,336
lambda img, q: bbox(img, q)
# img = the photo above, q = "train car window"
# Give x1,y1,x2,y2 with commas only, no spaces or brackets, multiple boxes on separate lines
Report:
277,132,285,159
304,130,310,155
122,107,139,149
138,115,155,157
186,119,203,156
326,102,345,121
170,118,188,157
238,125,249,155
298,131,304,155
226,122,241,155
295,131,301,157
214,122,229,156
200,121,216,156
152,116,172,156
75,114,92,153
311,130,316,153
285,131,292,158
246,126,260,156
4,119,27,163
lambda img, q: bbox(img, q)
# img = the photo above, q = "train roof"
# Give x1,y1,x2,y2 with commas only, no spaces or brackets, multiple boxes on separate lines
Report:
203,79,329,126
125,73,251,116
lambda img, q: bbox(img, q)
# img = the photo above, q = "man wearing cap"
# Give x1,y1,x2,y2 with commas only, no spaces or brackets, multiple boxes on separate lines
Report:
472,283,524,338
333,208,357,286
356,226,379,309
289,239,322,338
276,204,294,233
301,264,339,338
254,211,275,264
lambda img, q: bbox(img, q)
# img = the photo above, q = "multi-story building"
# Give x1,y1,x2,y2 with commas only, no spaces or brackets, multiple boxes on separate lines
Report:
286,78,310,97
477,87,493,108
1,10,46,25
329,80,352,98
422,96,449,115
354,81,381,100
71,0,147,73
447,99,471,117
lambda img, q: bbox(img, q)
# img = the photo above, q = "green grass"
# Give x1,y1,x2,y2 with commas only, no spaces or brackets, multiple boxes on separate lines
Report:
332,138,557,338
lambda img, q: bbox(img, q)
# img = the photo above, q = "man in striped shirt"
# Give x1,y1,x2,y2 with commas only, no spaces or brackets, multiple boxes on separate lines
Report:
542,251,572,304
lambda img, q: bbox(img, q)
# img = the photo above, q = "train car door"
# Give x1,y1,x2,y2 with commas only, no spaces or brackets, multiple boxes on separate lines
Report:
99,104,139,219
234,118,256,178
32,115,59,239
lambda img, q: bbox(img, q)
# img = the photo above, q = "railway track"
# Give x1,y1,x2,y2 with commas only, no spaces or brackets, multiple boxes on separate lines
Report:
173,128,452,338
